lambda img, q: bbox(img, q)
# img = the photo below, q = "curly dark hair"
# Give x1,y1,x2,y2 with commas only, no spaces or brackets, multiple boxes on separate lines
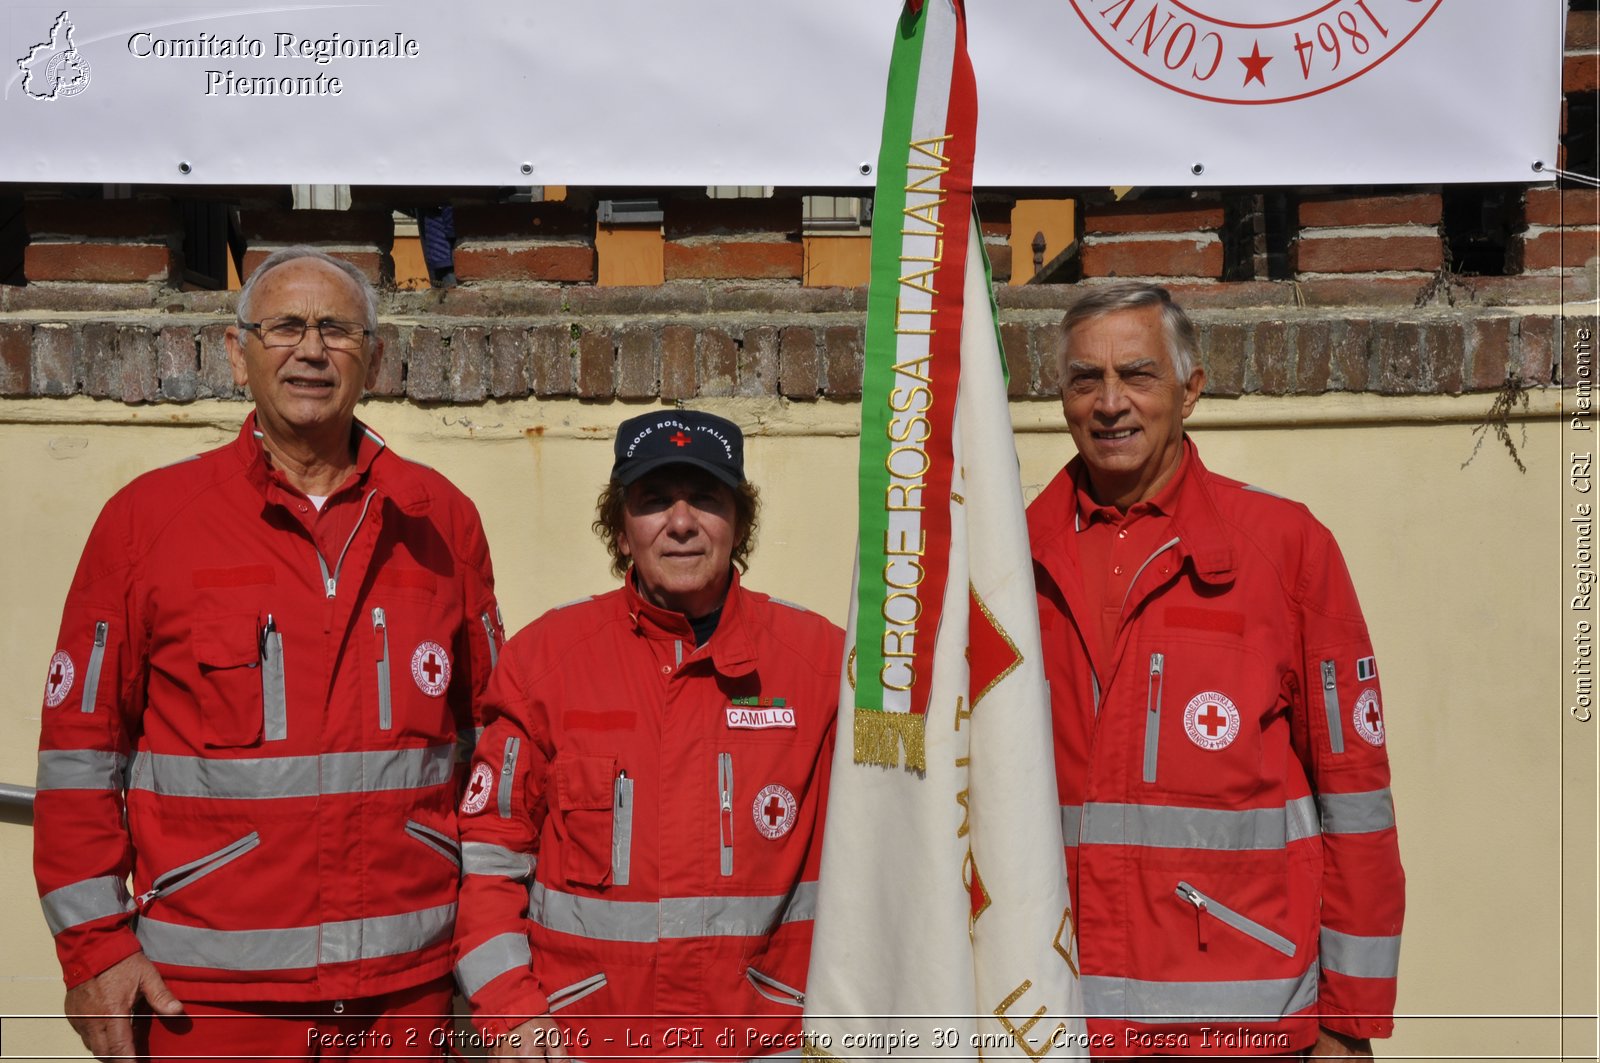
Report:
592,476,761,580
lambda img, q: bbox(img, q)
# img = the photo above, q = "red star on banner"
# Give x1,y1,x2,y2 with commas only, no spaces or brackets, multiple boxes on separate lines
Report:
967,585,1022,710
1238,41,1272,86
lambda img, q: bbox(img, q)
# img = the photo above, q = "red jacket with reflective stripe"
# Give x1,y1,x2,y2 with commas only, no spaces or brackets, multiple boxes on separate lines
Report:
1027,441,1404,1053
453,573,839,1056
34,415,501,1001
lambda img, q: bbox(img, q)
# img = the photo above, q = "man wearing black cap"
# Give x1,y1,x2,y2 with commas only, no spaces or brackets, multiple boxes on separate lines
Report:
452,410,842,1060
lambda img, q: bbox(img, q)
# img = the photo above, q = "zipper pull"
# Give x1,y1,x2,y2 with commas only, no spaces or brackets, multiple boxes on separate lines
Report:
325,577,337,598
372,607,387,657
260,614,276,655
93,621,108,648
1148,653,1164,713
1322,659,1337,691
1176,882,1208,949
135,886,160,910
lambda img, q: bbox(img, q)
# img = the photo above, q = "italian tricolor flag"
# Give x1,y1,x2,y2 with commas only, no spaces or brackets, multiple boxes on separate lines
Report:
806,1,1084,1058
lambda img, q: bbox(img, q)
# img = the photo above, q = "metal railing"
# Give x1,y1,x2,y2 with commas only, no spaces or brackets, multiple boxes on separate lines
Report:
1,781,36,809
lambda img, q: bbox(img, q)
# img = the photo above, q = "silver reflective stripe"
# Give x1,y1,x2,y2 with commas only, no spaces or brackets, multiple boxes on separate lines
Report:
318,489,377,599
37,748,127,791
1176,881,1296,957
547,971,608,1012
1317,788,1395,835
462,842,534,880
1120,537,1181,614
675,640,684,668
137,902,454,971
612,773,634,887
480,612,500,671
455,931,531,998
142,832,260,904
261,621,286,742
1142,653,1164,784
81,621,108,714
1320,659,1345,755
126,745,453,799
1286,795,1321,843
41,875,133,935
1060,804,1082,848
1081,963,1318,1022
1320,927,1401,979
747,966,805,1008
1244,484,1284,499
1081,800,1320,852
717,753,734,876
373,608,392,731
405,820,461,868
528,880,816,943
499,736,520,819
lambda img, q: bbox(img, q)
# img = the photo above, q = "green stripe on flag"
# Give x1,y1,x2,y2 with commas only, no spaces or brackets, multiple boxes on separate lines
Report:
853,3,929,719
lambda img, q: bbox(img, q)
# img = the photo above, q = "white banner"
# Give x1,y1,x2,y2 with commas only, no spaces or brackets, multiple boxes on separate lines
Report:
0,1,1563,187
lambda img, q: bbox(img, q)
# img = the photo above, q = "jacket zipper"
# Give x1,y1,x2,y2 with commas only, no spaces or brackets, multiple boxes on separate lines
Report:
718,752,734,876
1174,881,1297,957
314,489,377,598
372,607,392,730
746,966,806,1008
81,620,108,715
136,832,261,909
404,819,461,868
546,972,608,1012
260,614,287,741
1320,659,1345,754
612,770,634,886
1142,652,1164,783
499,736,520,819
480,611,500,671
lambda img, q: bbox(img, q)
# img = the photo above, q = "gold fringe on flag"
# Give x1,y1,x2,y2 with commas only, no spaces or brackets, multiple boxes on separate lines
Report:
853,711,927,772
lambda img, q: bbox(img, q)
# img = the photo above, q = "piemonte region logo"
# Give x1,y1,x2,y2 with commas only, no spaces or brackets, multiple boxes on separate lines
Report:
1068,0,1443,105
17,11,92,101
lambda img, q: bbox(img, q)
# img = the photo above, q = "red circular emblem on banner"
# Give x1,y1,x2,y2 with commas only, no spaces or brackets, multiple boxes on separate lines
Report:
1066,1,1444,105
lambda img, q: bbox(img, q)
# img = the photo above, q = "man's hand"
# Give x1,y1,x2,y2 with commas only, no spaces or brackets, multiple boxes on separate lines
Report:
1307,1026,1374,1059
64,952,183,1062
492,1015,570,1061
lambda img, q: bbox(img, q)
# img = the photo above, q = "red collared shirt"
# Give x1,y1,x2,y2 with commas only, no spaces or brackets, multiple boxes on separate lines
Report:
1072,448,1190,660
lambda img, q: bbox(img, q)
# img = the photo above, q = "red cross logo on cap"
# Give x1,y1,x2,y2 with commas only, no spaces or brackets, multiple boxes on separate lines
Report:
670,431,691,447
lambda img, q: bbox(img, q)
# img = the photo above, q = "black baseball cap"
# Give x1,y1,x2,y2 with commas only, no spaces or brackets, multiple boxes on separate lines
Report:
612,410,745,488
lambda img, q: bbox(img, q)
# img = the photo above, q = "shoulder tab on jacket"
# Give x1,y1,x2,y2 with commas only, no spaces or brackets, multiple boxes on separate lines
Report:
156,454,203,470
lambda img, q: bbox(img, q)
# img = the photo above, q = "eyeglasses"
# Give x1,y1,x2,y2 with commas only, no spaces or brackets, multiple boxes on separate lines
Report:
239,316,371,351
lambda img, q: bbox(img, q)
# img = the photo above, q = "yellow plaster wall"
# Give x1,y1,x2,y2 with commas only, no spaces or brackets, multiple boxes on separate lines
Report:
0,392,1586,1061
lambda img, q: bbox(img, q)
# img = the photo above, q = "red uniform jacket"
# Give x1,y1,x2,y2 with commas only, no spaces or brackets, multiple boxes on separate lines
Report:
35,414,501,1001
1028,441,1403,1054
453,573,840,1058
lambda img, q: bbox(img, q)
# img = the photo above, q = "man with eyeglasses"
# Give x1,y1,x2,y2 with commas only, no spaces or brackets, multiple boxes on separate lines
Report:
34,246,504,1060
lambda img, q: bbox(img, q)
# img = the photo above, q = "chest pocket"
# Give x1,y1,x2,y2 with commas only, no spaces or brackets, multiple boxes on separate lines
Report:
1137,636,1281,802
191,614,281,749
364,593,459,743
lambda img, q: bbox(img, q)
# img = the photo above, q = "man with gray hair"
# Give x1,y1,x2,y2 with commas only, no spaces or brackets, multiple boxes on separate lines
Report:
34,246,503,1060
1027,281,1405,1058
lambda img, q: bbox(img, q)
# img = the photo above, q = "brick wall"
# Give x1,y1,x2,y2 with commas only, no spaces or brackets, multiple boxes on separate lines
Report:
3,6,1595,406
